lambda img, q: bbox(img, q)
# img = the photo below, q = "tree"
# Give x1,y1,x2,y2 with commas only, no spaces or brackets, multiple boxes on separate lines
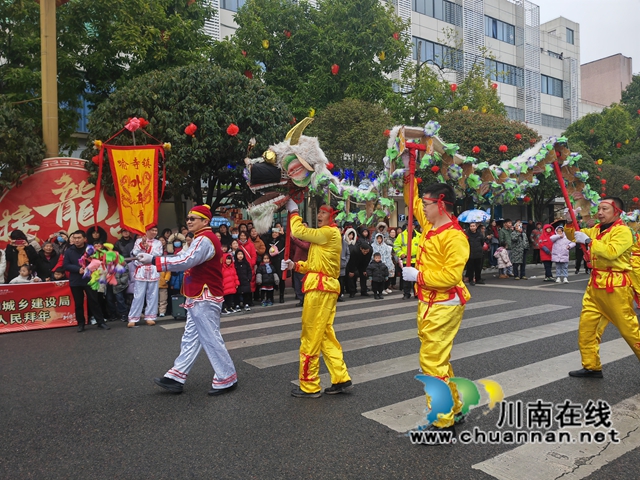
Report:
598,163,640,211
0,0,215,152
621,74,640,117
309,98,393,180
83,64,292,213
225,0,410,118
0,100,46,195
562,104,639,163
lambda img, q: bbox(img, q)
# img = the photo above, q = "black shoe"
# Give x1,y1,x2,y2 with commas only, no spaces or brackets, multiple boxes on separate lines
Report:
337,297,344,302
291,387,321,398
153,377,184,393
296,301,304,307
403,294,411,299
97,323,110,330
349,293,355,298
77,324,85,333
324,380,353,395
569,368,603,378
476,280,485,285
361,293,370,297
575,271,579,275
470,282,475,286
208,382,238,396
279,297,285,304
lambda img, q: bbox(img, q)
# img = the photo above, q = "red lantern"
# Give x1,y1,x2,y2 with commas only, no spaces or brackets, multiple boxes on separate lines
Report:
529,138,536,145
331,64,340,75
326,162,334,170
515,133,522,140
139,117,149,128
416,177,423,184
431,166,440,173
284,30,291,38
523,196,531,203
226,123,240,136
383,129,390,137
491,83,498,89
472,146,480,154
393,32,399,40
623,184,630,191
91,155,100,165
499,145,508,153
597,168,602,172
601,193,606,198
634,197,639,203
244,70,253,79
589,129,595,134
617,142,622,148
450,83,457,92
635,176,640,181
289,117,297,125
184,122,197,137
242,50,247,57
601,179,607,184
637,110,640,115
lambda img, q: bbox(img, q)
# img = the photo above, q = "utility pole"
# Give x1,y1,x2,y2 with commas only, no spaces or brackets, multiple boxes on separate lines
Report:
39,0,69,157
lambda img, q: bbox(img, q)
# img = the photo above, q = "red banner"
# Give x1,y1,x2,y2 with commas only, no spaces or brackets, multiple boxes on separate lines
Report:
0,281,78,333
0,158,120,249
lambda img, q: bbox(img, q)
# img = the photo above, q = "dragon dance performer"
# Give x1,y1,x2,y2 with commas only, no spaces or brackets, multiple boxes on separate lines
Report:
281,199,352,398
401,180,471,439
568,197,640,378
137,204,238,396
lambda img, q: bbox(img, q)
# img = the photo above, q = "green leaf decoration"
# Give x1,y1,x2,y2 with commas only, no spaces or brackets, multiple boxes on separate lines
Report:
357,210,367,223
335,212,346,222
420,154,432,169
466,174,481,189
544,164,554,178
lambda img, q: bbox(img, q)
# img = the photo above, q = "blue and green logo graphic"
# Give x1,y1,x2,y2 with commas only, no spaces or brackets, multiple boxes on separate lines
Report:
415,375,504,423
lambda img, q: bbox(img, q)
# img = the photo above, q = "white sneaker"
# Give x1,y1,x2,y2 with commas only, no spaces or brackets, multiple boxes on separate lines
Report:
244,304,251,311
385,288,393,294
382,290,389,295
563,278,569,284
555,277,561,283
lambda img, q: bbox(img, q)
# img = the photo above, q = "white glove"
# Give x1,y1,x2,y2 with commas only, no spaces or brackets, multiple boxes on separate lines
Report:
402,266,419,282
574,231,590,244
286,198,299,213
137,253,153,264
281,259,295,271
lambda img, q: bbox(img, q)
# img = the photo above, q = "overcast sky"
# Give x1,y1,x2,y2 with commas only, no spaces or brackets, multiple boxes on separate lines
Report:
534,0,639,71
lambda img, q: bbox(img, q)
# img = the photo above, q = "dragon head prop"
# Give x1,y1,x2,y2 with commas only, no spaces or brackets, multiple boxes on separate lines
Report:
244,117,336,233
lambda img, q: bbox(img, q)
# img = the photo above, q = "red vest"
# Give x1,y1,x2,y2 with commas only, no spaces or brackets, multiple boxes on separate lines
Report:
182,228,224,298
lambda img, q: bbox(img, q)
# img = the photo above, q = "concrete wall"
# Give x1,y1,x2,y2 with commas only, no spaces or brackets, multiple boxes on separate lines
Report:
581,54,633,107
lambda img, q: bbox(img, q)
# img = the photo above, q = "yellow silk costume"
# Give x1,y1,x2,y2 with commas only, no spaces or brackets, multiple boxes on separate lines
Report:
567,221,640,371
290,214,351,393
404,181,471,428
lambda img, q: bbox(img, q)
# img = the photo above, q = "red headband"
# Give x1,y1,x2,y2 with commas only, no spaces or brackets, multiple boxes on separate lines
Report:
319,205,338,218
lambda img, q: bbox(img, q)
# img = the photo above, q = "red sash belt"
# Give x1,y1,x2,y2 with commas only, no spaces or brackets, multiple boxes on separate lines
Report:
301,271,337,293
590,267,630,293
416,285,467,318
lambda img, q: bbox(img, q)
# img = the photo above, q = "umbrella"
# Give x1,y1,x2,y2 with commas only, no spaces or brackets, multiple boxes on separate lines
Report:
457,209,491,223
210,216,231,228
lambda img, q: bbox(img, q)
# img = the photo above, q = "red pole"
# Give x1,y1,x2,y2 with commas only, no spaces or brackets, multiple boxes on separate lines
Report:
552,161,590,266
282,212,292,281
406,152,416,266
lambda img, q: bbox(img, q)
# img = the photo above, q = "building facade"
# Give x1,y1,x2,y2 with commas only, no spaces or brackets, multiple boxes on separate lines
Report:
581,53,633,108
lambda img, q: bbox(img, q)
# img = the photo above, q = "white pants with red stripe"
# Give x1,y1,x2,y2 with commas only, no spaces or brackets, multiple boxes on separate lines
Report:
128,280,159,322
164,300,237,389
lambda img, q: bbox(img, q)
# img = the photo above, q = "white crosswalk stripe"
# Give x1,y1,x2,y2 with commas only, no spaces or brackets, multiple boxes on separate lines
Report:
245,304,569,368
361,338,632,432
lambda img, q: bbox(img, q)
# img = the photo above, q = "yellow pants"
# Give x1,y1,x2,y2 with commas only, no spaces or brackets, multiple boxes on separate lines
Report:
579,285,640,371
299,290,350,393
417,302,465,428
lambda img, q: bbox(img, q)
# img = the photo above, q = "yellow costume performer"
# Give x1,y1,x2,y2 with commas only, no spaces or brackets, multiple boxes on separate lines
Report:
283,202,351,397
568,198,640,378
403,180,470,429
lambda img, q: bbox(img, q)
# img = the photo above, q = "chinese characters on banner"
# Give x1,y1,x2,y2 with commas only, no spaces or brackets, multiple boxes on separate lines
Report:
0,282,79,333
106,146,161,235
0,158,120,249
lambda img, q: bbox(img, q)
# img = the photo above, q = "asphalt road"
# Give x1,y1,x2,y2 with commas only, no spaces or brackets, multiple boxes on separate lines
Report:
2,263,639,480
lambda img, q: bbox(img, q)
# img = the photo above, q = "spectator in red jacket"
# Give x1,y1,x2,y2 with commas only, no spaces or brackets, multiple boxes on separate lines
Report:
539,224,555,281
222,253,240,314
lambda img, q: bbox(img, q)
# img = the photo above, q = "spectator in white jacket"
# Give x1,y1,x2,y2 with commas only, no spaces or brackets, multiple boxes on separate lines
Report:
372,233,395,294
551,226,576,284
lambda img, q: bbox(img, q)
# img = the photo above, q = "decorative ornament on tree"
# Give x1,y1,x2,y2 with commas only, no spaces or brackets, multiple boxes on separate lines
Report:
432,107,439,114
491,83,498,89
462,105,469,111
139,117,149,128
523,196,531,203
635,175,640,181
289,117,297,125
431,166,440,173
499,145,508,153
481,107,487,113
326,162,334,170
589,129,595,134
515,133,522,140
472,146,480,154
392,32,399,40
417,178,423,184
227,123,240,136
242,50,247,57
601,179,607,184
601,193,607,198
617,142,622,148
529,138,536,145
262,40,270,49
379,51,386,61
383,129,390,137
331,64,340,75
625,139,630,144
597,159,603,165
284,30,291,38
244,70,253,79
450,83,457,92
634,197,639,203
623,184,630,191
184,122,197,137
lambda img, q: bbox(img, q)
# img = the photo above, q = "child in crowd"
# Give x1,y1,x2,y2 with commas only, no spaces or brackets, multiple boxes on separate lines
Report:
159,236,168,255
9,264,40,284
494,241,512,279
234,250,253,311
551,226,575,284
52,267,66,281
256,253,279,306
229,239,239,259
185,232,194,248
366,252,389,299
222,253,240,314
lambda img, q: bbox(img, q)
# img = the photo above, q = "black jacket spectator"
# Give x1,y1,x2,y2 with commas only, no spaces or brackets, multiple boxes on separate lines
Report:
37,249,59,281
114,235,136,258
234,254,253,294
346,241,373,275
86,226,108,245
467,230,487,259
366,260,389,283
5,230,38,282
63,244,91,287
